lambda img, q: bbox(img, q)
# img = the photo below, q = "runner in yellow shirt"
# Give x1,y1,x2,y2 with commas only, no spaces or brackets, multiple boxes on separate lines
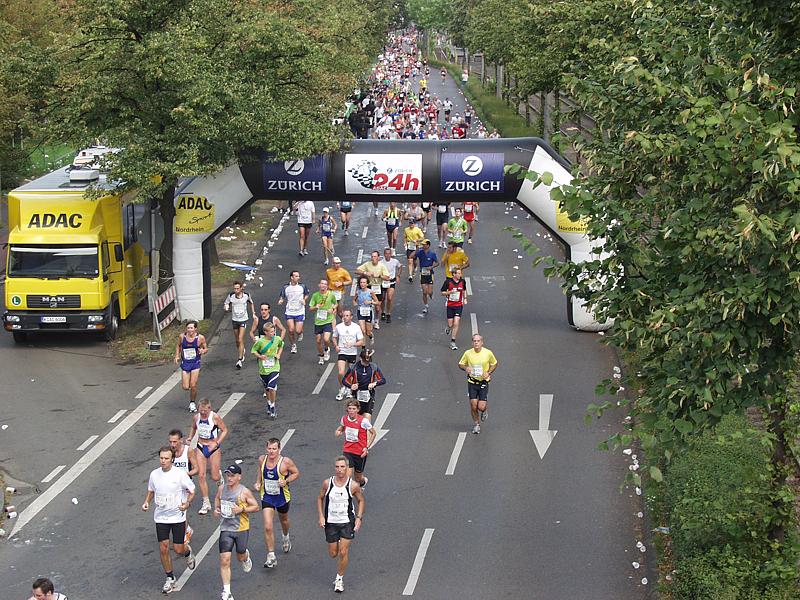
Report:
441,242,470,278
458,334,498,434
403,221,425,281
326,257,353,318
355,251,390,330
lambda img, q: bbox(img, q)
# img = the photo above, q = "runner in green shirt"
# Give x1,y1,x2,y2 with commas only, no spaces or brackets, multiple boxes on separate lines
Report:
447,207,469,248
251,322,284,419
309,279,338,365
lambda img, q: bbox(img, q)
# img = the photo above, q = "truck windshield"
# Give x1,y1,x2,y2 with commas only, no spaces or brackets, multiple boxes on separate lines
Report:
8,245,99,278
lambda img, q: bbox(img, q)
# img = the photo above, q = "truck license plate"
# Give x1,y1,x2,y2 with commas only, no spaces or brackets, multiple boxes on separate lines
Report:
41,316,67,323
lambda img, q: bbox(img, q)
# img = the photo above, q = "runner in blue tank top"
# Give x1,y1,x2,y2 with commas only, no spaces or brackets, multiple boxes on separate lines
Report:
174,320,208,413
255,437,300,568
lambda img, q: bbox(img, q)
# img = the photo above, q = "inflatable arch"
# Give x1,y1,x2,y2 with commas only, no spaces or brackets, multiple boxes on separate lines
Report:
173,138,611,331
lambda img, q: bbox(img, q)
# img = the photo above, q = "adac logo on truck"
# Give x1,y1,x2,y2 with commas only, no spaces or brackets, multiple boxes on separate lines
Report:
441,153,504,194
27,213,83,228
263,156,327,193
175,195,215,234
345,154,422,195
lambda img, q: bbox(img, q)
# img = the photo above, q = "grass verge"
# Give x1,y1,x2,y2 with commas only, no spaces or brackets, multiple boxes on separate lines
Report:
111,318,213,364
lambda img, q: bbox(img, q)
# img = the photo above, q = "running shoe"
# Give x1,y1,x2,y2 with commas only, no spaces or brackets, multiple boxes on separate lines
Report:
188,401,197,413
422,305,428,314
303,249,309,256
290,344,297,354
265,552,277,568
298,251,303,257
198,499,211,515
242,549,252,572
185,544,196,569
298,332,304,342
380,312,386,321
345,389,353,399
318,355,325,365
336,388,345,401
221,591,234,600
480,409,488,422
450,341,458,350
472,423,481,434
334,578,344,593
468,238,473,244
391,248,396,256
408,275,413,282
386,315,392,323
282,534,292,553
235,358,243,370
268,403,276,419
162,576,176,594
374,208,379,216
445,327,451,335
374,321,380,330
344,229,350,236
323,348,330,361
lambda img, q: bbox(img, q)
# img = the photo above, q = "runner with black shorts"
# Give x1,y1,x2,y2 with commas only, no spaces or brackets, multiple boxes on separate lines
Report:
215,464,258,600
250,303,286,342
224,283,255,370
441,267,467,350
142,446,196,595
458,334,499,434
317,456,365,593
337,201,353,235
413,239,439,313
254,438,300,569
333,309,365,401
335,399,376,488
342,349,386,421
434,202,450,248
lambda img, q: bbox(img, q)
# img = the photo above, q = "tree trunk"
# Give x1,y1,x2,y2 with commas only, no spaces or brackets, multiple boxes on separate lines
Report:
235,204,252,225
525,97,531,127
158,184,176,294
540,91,547,140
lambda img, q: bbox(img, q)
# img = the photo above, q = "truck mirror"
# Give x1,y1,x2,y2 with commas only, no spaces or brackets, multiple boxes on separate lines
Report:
114,243,124,262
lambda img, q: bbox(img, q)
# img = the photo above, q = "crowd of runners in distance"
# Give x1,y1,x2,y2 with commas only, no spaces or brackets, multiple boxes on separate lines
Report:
22,30,502,600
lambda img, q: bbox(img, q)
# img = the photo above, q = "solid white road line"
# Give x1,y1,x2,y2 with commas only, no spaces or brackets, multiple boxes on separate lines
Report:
372,393,400,445
10,370,182,538
76,435,99,451
465,276,472,296
362,226,369,239
41,465,66,484
175,427,295,592
312,363,336,395
402,528,435,595
356,248,364,264
349,281,357,296
217,392,246,418
135,386,153,399
470,313,478,336
445,432,467,476
107,409,127,424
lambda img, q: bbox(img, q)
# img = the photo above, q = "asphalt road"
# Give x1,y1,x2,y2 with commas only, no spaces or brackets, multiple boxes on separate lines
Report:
0,71,651,599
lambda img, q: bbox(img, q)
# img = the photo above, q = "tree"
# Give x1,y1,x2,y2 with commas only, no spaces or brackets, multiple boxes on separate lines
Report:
29,0,391,286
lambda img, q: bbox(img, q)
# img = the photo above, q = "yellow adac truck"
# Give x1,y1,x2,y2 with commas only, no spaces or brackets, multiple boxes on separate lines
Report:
3,164,150,342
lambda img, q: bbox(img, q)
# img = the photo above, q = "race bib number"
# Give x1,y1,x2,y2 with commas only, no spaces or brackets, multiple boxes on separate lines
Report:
155,493,180,510
470,365,484,378
261,357,275,369
197,421,213,439
371,285,381,294
182,347,197,361
263,479,281,495
359,306,372,317
316,309,328,321
287,300,303,313
341,334,355,348
421,268,431,276
406,242,416,251
438,205,447,213
381,280,391,289
332,290,342,301
345,427,360,443
464,204,473,212
386,217,397,226
357,389,371,402
220,499,235,518
449,290,461,302
329,500,348,520
322,222,332,232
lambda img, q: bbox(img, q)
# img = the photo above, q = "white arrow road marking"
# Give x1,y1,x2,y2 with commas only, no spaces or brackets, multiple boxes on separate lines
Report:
371,393,400,445
530,393,557,459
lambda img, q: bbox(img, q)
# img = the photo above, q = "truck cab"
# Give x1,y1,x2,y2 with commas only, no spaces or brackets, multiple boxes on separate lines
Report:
3,160,150,342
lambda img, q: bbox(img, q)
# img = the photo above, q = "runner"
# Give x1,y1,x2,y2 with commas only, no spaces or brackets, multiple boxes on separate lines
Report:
379,247,401,323
403,219,425,281
382,202,402,254
441,240,470,279
353,276,380,346
441,267,468,350
440,66,447,84
224,282,255,369
413,239,439,313
335,399,376,487
215,464,258,600
295,199,315,256
333,308,365,401
420,201,432,229
174,320,208,413
405,202,424,228
317,206,337,265
278,270,309,354
372,200,380,217
28,578,68,600
169,429,197,546
462,201,479,243
355,250,390,330
326,257,353,318
458,334,499,434
317,456,365,594
255,438,300,569
142,446,196,595
189,399,229,514
443,97,453,122
249,303,286,342
309,279,338,365
337,201,353,236
446,206,469,248
251,322,285,419
342,349,386,421
433,202,450,248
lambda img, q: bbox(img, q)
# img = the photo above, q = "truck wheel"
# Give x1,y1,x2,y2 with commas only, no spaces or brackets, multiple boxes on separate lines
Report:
103,302,119,341
12,331,28,344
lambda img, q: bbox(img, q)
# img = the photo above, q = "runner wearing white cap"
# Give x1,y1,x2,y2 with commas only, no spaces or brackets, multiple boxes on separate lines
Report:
317,207,337,266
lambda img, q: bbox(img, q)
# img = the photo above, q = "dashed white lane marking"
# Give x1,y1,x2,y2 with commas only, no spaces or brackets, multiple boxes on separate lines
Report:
402,528,435,595
445,432,467,476
356,249,364,264
470,313,479,336
76,435,99,451
465,276,472,296
372,393,400,445
41,465,66,483
362,226,369,239
312,363,336,395
175,427,295,592
107,409,127,423
135,386,153,399
217,392,246,418
10,370,182,537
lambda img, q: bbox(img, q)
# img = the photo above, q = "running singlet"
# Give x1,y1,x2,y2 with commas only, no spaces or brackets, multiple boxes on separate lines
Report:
225,292,252,322
442,278,466,306
180,335,201,370
324,477,355,525
281,283,309,316
219,483,249,532
195,411,219,441
260,456,291,507
356,289,373,317
384,208,400,228
463,202,477,221
251,335,283,374
380,258,400,286
459,348,498,382
310,291,336,325
447,217,468,243
255,314,277,337
320,216,334,236
340,414,372,455
340,201,352,210
173,447,190,473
